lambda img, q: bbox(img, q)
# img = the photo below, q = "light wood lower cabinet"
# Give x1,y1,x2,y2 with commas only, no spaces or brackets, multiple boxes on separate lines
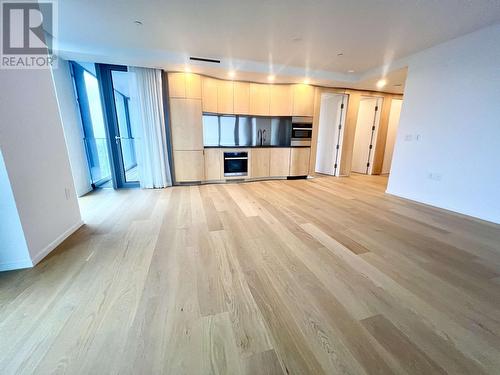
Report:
251,149,270,178
204,149,222,180
174,150,204,182
270,148,291,177
289,147,311,176
199,147,310,181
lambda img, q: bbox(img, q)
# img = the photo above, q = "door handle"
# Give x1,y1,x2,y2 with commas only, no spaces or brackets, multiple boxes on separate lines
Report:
115,136,134,144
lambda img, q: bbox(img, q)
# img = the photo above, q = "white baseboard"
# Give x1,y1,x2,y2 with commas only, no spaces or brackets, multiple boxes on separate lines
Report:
0,259,33,272
385,190,500,225
31,220,84,266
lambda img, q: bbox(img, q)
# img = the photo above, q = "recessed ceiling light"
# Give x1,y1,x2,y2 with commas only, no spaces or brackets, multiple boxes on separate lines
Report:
303,78,310,84
376,79,387,88
228,71,236,78
134,20,143,26
348,69,355,73
267,75,275,82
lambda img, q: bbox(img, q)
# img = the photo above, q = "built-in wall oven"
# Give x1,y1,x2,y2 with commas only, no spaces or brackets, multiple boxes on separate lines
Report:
291,116,313,146
223,151,248,177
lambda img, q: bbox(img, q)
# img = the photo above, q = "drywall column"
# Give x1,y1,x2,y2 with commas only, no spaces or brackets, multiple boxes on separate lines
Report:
0,150,32,271
382,99,403,174
0,67,83,267
309,87,321,174
52,57,92,197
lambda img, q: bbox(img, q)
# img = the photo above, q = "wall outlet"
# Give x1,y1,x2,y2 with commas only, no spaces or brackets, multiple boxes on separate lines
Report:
404,134,413,141
415,134,421,141
427,172,442,181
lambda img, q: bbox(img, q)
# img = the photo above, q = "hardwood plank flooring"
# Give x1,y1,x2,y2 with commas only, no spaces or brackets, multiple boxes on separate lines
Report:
1,174,500,374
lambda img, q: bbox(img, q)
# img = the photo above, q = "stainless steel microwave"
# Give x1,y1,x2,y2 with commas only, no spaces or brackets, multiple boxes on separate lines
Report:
291,116,313,146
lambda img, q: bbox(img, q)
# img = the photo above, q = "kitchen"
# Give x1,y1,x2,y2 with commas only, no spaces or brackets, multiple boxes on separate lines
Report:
168,72,402,184
169,73,317,183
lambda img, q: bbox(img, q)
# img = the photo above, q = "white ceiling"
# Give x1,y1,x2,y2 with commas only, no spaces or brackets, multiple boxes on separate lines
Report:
57,0,500,93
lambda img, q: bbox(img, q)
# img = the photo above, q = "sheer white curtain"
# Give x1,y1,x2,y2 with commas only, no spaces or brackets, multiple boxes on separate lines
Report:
128,67,172,188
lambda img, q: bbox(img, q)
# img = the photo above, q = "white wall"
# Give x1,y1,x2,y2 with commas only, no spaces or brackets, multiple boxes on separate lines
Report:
52,58,92,197
387,24,500,224
0,67,83,266
382,99,403,174
0,150,32,271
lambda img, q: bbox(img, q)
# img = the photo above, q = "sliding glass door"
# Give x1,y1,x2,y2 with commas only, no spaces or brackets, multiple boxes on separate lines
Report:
112,71,138,183
96,64,139,188
71,62,112,187
72,62,140,189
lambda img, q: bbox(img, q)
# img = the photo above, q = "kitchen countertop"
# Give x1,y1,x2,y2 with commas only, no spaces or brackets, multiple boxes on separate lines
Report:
204,145,310,149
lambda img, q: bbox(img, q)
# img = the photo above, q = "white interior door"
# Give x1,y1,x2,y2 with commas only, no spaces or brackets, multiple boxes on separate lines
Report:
315,93,347,176
351,97,381,174
382,99,403,174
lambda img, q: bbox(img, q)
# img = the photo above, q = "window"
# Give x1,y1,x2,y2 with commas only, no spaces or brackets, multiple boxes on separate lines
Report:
203,115,219,146
220,116,237,146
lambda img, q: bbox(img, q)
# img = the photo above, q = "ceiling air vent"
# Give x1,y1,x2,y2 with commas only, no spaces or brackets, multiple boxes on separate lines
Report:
189,56,221,64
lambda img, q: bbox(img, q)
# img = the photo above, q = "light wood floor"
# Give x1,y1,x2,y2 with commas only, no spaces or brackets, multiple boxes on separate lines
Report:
1,175,500,374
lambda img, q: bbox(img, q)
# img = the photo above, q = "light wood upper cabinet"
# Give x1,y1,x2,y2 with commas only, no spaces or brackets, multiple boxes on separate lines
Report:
233,82,250,114
168,73,186,98
168,73,201,99
270,85,293,116
195,77,314,116
174,150,204,182
289,147,311,176
251,148,270,178
270,148,291,177
202,77,218,113
169,98,203,151
204,148,221,180
185,74,202,99
292,84,315,116
249,83,270,116
217,80,234,114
